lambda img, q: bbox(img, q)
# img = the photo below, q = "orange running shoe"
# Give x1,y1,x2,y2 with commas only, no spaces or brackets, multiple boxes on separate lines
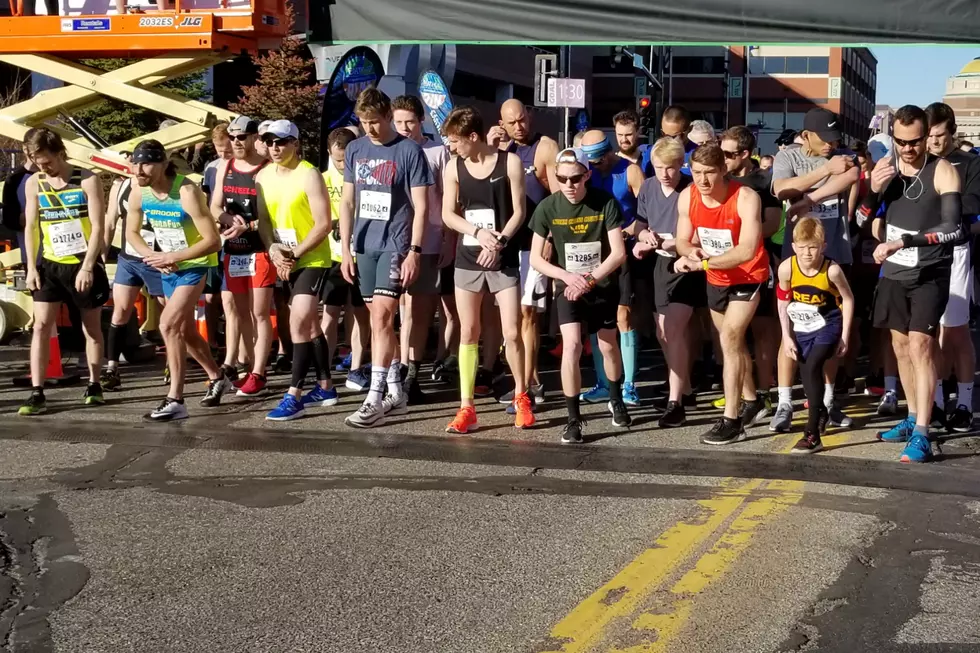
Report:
514,392,536,429
446,406,478,434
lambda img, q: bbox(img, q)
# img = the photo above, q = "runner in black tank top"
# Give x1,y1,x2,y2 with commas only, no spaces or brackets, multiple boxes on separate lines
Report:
455,152,518,271
861,105,964,463
222,159,266,255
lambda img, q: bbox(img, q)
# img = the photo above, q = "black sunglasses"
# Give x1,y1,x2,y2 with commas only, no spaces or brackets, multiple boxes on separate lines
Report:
722,150,742,160
261,136,296,147
230,134,253,142
556,173,586,185
893,136,925,148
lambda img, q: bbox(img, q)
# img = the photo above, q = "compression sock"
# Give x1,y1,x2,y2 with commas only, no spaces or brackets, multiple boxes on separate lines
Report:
620,330,638,385
312,335,332,382
386,358,403,400
459,344,478,401
290,341,313,390
590,334,609,388
106,324,124,364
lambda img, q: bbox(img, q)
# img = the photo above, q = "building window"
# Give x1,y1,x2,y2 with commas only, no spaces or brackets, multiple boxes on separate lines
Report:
786,57,808,74
765,57,786,74
672,56,726,74
749,56,764,74
807,57,830,74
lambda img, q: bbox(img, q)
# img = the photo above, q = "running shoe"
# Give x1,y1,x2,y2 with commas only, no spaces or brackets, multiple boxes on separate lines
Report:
877,391,898,416
769,403,794,432
300,385,338,407
682,393,697,408
791,430,824,454
336,351,352,372
608,399,632,428
712,396,726,409
531,383,545,407
658,400,686,428
947,405,975,433
220,364,239,384
739,396,768,427
877,416,915,443
17,391,46,416
580,383,610,403
382,392,409,416
163,366,170,385
900,433,933,463
148,397,188,422
83,382,104,406
929,403,947,430
864,371,885,397
266,393,304,421
273,354,291,374
100,368,122,391
560,419,585,444
431,356,458,383
236,374,268,397
827,402,854,428
622,382,640,407
701,417,745,445
345,400,385,428
446,406,478,434
474,368,494,398
406,378,427,405
514,392,536,429
346,365,370,392
200,373,233,407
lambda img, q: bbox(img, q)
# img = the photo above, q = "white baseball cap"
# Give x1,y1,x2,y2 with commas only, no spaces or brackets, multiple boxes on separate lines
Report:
264,120,299,140
555,147,589,171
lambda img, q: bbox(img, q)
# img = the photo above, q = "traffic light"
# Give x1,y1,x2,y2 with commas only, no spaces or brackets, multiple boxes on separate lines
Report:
611,46,626,65
636,95,651,112
637,95,653,132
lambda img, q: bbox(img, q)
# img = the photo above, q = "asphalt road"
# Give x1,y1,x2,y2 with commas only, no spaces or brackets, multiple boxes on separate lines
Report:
2,343,980,653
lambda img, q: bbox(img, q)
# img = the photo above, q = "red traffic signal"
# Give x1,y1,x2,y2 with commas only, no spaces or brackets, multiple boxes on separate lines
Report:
636,95,651,112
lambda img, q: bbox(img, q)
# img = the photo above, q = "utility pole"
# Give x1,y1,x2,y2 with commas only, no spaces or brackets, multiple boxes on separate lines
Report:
559,45,570,149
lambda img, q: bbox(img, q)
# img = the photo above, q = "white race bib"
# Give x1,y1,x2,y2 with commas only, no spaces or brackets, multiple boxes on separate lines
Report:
565,241,601,275
48,220,87,258
807,199,839,220
154,226,189,254
656,232,675,258
358,190,392,221
697,227,734,257
275,228,298,248
463,209,497,247
228,253,256,278
787,301,827,334
860,240,877,265
885,224,918,267
140,229,157,251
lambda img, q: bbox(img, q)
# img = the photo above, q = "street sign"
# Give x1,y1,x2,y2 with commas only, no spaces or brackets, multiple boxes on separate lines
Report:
728,77,743,99
634,76,646,97
829,77,842,99
547,78,585,108
534,54,558,107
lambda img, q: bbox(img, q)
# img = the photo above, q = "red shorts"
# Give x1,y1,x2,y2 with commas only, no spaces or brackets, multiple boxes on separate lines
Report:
222,251,276,294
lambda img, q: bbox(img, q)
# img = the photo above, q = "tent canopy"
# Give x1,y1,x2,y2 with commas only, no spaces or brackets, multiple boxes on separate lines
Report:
324,0,980,44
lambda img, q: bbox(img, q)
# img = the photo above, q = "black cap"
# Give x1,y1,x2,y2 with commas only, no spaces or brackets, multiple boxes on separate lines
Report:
132,139,167,164
775,129,797,146
803,108,842,144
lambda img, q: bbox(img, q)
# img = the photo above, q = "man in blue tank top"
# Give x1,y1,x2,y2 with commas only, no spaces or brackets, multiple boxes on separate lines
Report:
639,105,698,178
580,129,644,407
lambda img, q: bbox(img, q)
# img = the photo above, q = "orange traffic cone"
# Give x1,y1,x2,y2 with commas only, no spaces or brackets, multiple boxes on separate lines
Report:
269,302,279,341
13,325,81,387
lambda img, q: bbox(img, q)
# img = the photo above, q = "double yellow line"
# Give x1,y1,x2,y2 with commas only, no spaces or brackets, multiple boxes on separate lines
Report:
540,434,852,652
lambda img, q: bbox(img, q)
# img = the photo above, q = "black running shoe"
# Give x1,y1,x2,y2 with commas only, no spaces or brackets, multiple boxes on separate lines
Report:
738,396,767,428
608,399,632,428
474,368,494,398
929,403,947,430
560,419,585,444
406,378,427,406
100,368,122,391
658,400,686,428
947,405,975,433
701,417,745,445
200,372,233,407
791,430,824,454
273,354,291,375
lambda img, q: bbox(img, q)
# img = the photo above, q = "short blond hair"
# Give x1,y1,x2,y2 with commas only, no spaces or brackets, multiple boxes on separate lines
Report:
651,137,685,167
793,217,826,245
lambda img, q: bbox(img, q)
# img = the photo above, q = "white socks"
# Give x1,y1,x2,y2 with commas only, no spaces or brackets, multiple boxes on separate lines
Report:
777,386,792,406
823,383,834,409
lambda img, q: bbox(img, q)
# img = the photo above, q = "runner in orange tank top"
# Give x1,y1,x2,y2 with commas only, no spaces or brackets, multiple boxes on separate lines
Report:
674,143,769,445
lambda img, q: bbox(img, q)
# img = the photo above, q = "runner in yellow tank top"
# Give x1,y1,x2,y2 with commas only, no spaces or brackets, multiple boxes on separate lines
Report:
256,120,338,421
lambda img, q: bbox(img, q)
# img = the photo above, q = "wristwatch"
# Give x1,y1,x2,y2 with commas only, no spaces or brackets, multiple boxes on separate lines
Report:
409,245,423,254
496,234,509,247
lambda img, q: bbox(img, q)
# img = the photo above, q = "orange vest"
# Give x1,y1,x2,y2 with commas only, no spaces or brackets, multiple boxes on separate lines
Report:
689,180,769,287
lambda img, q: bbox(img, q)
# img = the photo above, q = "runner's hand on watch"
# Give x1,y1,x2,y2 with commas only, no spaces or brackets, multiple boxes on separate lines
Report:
476,228,503,252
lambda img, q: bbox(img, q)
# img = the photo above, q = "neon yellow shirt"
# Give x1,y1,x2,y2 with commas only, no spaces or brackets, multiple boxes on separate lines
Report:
258,160,331,269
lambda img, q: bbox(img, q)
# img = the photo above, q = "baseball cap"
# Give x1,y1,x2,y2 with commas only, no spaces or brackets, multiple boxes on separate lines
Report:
264,120,299,140
131,139,167,164
228,115,258,135
774,129,798,146
257,120,273,136
803,108,842,144
555,147,589,171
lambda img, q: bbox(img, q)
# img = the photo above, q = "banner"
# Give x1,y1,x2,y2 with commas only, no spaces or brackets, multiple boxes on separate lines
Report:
319,46,385,169
418,70,453,145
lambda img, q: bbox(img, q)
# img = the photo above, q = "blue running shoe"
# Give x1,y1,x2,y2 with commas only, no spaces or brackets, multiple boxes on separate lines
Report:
622,382,640,407
301,385,339,407
877,417,914,443
346,365,370,392
266,393,305,421
900,434,933,463
336,351,352,372
580,383,610,403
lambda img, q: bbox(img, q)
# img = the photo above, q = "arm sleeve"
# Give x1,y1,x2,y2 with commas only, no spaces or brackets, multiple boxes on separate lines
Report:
901,192,964,247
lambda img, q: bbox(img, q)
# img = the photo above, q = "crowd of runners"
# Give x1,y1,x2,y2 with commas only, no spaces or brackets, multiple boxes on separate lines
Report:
11,86,980,464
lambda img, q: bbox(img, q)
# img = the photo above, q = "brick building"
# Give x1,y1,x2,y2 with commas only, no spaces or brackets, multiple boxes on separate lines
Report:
943,57,980,142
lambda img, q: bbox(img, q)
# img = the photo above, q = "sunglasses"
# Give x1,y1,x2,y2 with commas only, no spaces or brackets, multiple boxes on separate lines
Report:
722,150,741,160
556,173,586,185
893,136,925,148
230,134,253,142
261,136,296,147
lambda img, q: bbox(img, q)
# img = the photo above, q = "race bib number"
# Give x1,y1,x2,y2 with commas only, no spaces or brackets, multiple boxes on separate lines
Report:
358,190,392,221
140,229,157,251
275,228,298,248
463,209,497,247
154,226,188,253
697,227,734,257
860,240,877,265
787,301,826,334
228,253,256,278
565,241,601,274
807,199,839,220
48,220,87,258
656,232,674,258
885,224,918,267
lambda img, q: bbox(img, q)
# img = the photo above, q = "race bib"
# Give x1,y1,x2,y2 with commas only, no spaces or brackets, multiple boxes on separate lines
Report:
275,228,298,248
154,226,189,253
565,241,601,274
228,253,256,278
463,209,497,247
656,232,675,258
697,227,734,257
807,199,839,220
885,224,918,267
860,240,877,265
787,301,826,334
358,190,392,221
140,229,157,251
49,220,87,258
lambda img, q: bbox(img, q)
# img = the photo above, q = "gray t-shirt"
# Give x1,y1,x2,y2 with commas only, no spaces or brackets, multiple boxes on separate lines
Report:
637,176,691,257
772,147,853,264
344,134,434,254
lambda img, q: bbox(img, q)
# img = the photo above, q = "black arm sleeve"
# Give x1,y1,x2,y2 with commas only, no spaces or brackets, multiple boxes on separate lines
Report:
901,192,964,247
